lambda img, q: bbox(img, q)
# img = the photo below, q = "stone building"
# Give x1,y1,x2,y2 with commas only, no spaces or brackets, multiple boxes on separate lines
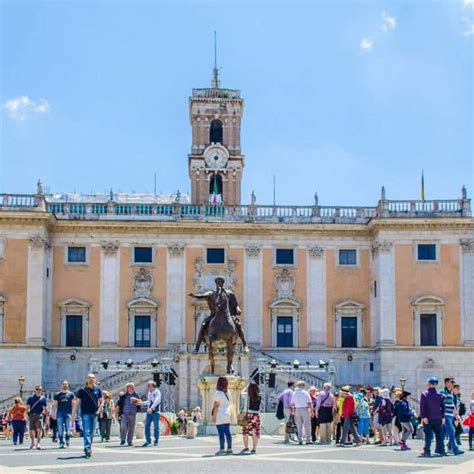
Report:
0,70,473,409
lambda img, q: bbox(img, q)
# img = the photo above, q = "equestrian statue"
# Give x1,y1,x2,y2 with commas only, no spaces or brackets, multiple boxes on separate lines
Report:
189,277,248,374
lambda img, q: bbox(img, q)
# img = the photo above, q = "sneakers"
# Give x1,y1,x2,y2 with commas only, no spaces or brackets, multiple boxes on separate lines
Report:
226,449,233,455
453,450,464,455
120,441,125,446
36,444,41,450
240,448,250,455
420,451,431,457
66,439,70,447
153,442,158,446
59,443,65,449
85,450,92,458
215,449,226,456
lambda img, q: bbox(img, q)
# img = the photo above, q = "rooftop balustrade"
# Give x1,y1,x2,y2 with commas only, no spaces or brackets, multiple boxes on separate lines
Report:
0,192,470,223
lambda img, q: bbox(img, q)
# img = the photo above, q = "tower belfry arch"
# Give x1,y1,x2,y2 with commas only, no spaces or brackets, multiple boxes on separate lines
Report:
188,33,244,206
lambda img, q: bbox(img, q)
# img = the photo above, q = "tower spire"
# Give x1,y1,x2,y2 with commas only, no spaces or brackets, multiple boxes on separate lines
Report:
211,31,221,88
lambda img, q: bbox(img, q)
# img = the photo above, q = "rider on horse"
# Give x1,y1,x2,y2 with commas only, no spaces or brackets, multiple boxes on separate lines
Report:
189,277,248,352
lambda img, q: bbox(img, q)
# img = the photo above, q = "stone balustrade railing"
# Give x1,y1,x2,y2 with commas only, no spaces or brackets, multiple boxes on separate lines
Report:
0,193,470,223
192,88,241,99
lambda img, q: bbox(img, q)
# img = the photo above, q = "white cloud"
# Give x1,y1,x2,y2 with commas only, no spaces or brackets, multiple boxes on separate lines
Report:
464,0,474,10
359,11,397,53
380,11,397,33
4,96,50,121
360,38,374,52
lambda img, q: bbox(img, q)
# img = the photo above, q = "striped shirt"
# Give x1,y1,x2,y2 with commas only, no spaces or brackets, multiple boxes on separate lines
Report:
442,388,456,417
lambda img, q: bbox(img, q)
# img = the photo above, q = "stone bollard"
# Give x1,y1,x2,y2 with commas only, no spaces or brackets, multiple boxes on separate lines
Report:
135,422,145,440
186,419,197,439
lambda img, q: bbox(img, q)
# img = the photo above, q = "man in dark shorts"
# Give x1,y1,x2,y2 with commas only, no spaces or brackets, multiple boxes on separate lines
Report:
26,385,48,450
73,373,103,458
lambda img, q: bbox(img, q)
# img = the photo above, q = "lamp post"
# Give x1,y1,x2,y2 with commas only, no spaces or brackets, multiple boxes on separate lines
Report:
18,375,25,400
399,377,406,390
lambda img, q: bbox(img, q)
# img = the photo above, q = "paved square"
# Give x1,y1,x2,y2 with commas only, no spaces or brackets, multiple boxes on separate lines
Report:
1,436,472,474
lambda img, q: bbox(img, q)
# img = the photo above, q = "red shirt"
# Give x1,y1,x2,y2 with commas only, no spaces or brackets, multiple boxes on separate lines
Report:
342,394,355,418
10,404,27,421
463,413,474,428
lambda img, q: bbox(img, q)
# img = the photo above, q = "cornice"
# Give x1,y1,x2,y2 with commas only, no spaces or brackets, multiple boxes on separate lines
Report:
0,212,55,227
368,217,474,234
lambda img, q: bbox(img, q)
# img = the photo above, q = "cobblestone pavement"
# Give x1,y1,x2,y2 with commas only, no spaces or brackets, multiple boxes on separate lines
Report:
0,436,472,474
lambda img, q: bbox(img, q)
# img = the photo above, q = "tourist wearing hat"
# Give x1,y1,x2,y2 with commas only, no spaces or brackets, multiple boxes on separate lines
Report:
378,388,394,446
419,377,446,457
395,391,414,450
337,386,361,447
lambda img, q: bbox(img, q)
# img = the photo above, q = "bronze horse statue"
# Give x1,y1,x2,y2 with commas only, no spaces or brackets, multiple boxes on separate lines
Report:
206,287,238,374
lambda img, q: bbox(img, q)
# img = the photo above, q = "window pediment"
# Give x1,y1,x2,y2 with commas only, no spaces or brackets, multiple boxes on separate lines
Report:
412,295,444,307
335,300,364,315
269,296,301,309
127,297,159,309
58,298,91,311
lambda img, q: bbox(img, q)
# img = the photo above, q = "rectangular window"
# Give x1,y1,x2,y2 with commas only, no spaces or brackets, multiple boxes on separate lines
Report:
417,244,436,261
341,317,358,348
134,315,151,347
339,249,357,266
66,315,83,347
67,246,86,263
276,316,293,348
206,248,225,264
420,313,437,346
276,248,294,265
373,281,377,297
134,247,153,264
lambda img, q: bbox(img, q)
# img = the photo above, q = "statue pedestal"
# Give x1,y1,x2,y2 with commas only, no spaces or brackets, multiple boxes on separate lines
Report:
197,375,247,435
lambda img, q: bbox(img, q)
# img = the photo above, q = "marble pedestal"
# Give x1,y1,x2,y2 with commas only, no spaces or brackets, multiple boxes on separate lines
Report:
197,374,247,435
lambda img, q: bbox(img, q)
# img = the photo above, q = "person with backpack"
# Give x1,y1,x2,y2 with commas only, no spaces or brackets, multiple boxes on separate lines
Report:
378,388,394,446
73,373,103,458
394,391,414,450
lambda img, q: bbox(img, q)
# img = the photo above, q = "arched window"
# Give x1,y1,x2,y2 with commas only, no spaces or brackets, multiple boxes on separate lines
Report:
209,174,223,198
210,120,223,144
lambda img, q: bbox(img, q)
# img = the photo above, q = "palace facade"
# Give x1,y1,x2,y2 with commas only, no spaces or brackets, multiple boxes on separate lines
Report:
0,72,473,409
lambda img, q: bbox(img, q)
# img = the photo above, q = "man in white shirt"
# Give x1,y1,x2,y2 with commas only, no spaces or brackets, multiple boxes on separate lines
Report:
141,381,162,447
291,381,313,445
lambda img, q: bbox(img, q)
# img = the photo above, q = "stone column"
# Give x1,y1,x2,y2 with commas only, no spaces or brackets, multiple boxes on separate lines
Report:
166,243,186,344
371,240,396,345
26,235,49,343
99,241,120,345
307,245,326,346
243,244,263,346
460,239,474,346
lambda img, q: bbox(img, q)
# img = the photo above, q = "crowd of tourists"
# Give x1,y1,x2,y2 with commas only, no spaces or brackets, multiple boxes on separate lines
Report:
1,373,473,460
276,376,473,457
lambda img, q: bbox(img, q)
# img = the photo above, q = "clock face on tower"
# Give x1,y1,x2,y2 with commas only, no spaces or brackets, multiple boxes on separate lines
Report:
203,144,229,169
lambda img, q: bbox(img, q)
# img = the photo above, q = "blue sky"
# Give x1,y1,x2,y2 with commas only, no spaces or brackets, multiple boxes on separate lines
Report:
1,0,473,206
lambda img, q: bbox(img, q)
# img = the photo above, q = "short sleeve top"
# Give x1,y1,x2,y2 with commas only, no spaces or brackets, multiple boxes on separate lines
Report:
213,390,231,425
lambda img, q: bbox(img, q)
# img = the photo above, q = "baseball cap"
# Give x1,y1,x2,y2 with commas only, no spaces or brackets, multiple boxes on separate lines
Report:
427,376,439,385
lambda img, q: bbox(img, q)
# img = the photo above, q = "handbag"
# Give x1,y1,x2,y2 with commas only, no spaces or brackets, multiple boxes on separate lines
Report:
237,394,249,427
285,414,297,434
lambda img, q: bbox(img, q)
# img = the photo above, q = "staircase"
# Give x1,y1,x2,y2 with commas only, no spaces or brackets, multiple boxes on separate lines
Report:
249,347,334,389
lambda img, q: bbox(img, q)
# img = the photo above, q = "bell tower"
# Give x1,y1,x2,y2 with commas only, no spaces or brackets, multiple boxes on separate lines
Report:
188,38,244,205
